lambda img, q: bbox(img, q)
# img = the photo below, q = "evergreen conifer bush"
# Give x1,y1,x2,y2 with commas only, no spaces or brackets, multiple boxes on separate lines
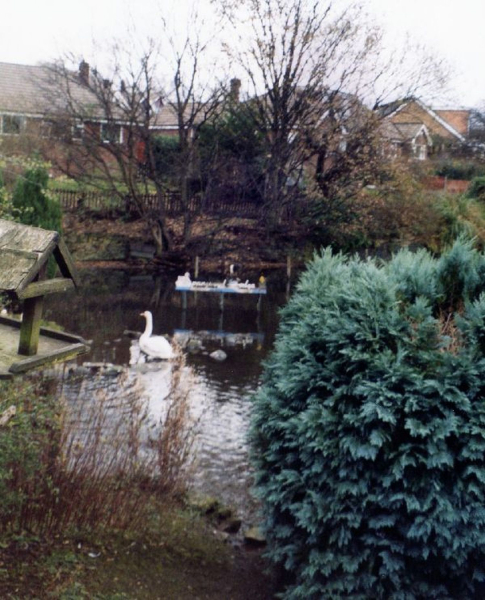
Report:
251,238,485,599
12,166,62,233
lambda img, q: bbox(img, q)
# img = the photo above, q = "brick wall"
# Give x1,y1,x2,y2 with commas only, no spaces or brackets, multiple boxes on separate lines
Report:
423,176,469,193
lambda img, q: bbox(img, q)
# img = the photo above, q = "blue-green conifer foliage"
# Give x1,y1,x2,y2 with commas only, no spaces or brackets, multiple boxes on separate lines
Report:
251,239,485,599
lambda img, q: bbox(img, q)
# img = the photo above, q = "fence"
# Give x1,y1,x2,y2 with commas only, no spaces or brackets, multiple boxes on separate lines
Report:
423,176,470,194
53,189,262,218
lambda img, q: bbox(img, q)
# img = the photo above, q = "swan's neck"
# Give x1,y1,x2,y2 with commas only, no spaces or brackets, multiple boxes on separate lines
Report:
143,313,153,337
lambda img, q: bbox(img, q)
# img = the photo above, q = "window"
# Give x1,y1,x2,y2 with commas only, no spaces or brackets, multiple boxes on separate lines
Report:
338,138,348,153
2,114,25,135
72,122,84,141
416,144,427,160
101,123,123,144
43,119,69,139
43,119,84,141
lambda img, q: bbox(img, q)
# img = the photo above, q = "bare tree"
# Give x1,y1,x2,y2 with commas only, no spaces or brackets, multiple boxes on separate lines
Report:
218,0,447,231
45,50,176,258
47,20,227,259
155,12,228,242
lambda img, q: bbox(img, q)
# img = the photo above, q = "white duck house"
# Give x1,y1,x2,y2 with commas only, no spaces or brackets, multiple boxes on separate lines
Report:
0,219,88,378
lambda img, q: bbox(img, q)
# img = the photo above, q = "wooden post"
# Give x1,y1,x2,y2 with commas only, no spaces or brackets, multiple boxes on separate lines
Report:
195,255,200,278
18,296,44,356
287,255,292,279
218,303,224,331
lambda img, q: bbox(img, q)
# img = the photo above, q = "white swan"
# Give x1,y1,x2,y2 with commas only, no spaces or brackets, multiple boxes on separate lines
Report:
175,272,192,288
139,310,175,360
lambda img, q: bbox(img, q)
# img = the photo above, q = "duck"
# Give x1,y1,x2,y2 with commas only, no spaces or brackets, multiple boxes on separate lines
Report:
139,310,175,360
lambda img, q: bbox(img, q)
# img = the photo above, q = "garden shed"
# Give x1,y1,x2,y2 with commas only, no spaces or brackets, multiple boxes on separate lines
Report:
0,219,88,378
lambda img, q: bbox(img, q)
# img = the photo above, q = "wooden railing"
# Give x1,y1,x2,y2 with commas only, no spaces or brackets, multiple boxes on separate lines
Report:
52,189,262,218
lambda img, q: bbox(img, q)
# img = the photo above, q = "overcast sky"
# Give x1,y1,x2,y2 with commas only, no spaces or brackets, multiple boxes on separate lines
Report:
1,0,484,108
366,0,485,107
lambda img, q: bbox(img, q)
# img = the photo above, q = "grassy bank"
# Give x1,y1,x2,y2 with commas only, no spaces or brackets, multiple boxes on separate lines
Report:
0,508,276,599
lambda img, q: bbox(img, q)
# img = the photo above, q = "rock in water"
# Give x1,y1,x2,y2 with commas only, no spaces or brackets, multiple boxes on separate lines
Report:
244,526,266,546
210,349,227,362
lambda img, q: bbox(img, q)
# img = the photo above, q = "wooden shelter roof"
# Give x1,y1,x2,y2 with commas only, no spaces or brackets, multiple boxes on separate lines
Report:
0,218,87,375
0,218,79,296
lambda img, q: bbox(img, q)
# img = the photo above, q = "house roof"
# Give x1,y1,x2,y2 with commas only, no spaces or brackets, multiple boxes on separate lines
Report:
394,123,432,143
0,62,109,120
0,63,53,115
0,219,78,295
150,101,215,131
434,109,470,137
379,121,432,145
376,97,466,143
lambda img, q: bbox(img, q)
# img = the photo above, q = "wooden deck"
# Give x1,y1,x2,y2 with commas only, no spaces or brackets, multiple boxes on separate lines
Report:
0,316,88,379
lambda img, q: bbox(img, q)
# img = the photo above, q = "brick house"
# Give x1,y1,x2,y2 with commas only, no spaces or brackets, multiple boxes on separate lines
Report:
376,97,469,160
0,61,129,171
378,120,432,160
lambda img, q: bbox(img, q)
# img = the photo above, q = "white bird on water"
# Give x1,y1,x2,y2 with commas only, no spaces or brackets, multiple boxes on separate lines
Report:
139,310,175,360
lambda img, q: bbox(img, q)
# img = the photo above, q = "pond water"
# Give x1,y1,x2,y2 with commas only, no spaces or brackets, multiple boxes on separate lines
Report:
43,268,292,526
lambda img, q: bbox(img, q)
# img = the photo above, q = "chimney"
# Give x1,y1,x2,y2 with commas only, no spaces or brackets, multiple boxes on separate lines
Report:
230,78,241,103
79,60,90,85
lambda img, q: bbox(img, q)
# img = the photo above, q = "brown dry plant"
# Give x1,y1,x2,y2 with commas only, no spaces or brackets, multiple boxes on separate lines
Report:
0,351,195,538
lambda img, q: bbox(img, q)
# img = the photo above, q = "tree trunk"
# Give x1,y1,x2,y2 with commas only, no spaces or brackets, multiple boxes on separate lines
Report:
151,219,173,258
262,162,287,231
181,176,192,243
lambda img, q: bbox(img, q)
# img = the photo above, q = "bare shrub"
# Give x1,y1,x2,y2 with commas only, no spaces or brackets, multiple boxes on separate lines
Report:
0,352,195,537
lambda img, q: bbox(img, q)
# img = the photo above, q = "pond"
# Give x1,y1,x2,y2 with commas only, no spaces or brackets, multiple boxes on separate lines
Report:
43,268,292,526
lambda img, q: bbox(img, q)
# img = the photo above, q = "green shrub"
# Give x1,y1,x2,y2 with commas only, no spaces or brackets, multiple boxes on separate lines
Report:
467,176,485,202
12,166,62,276
251,238,485,598
0,377,61,534
435,160,485,181
12,166,62,232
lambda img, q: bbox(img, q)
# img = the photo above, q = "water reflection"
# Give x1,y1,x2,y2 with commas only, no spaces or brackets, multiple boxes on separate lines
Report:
44,269,287,524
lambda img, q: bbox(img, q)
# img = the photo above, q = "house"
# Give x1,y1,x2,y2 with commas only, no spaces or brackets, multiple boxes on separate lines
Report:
0,62,100,138
376,97,469,160
149,77,241,138
378,120,432,160
0,61,129,170
149,102,202,138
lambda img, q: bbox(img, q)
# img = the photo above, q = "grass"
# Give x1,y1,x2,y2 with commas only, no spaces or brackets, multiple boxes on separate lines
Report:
435,193,485,246
0,505,244,599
